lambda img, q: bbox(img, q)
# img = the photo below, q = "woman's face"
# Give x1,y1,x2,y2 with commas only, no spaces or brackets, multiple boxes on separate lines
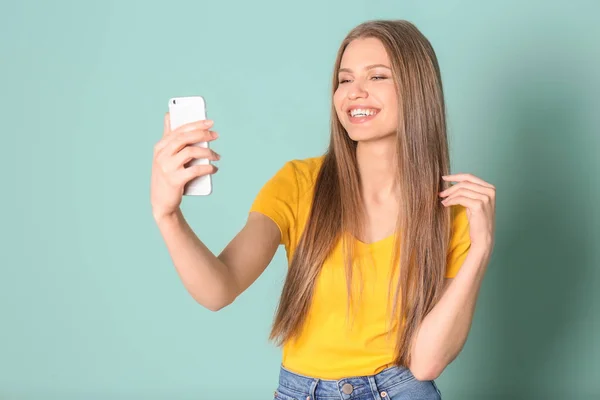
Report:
334,37,399,142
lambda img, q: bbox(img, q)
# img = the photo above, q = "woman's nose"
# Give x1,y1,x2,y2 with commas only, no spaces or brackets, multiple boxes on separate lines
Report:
348,80,368,100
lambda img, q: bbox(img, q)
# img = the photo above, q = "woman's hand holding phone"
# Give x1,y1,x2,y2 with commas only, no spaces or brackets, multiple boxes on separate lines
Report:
150,113,220,221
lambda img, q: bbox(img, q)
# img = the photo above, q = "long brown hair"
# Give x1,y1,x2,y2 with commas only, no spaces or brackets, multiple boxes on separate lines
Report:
269,20,453,368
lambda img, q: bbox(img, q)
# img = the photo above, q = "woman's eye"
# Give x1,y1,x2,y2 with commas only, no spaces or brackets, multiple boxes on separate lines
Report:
338,76,387,84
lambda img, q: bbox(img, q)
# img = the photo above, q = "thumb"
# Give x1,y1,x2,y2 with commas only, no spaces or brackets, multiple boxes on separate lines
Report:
163,112,172,137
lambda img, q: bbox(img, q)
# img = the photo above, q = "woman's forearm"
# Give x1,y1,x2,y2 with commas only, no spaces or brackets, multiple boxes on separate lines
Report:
155,209,234,311
409,244,492,380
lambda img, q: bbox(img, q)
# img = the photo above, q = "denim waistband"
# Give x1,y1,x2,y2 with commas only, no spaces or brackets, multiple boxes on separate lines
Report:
276,364,431,400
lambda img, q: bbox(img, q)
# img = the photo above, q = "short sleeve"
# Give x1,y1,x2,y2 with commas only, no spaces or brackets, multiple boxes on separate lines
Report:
249,161,299,248
445,205,471,278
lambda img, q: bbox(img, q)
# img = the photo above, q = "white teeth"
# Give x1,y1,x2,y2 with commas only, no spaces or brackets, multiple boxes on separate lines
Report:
350,108,377,117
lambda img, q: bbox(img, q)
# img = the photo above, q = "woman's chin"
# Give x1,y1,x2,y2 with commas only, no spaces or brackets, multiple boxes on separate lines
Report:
346,129,396,143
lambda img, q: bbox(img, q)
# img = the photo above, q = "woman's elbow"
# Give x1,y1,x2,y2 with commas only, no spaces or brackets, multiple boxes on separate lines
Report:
410,359,446,381
190,289,236,312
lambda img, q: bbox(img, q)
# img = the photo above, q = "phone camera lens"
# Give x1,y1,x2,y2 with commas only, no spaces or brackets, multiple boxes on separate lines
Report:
173,99,176,104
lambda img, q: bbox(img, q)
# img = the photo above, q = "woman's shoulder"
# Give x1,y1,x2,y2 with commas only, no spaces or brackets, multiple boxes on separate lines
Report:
283,155,325,186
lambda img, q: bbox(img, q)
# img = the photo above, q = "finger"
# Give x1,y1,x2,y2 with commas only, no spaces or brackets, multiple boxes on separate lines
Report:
160,129,218,157
159,117,213,148
441,195,481,210
175,164,219,186
442,173,494,189
171,119,214,135
442,188,488,204
170,146,220,170
155,117,216,156
165,127,218,149
439,181,494,198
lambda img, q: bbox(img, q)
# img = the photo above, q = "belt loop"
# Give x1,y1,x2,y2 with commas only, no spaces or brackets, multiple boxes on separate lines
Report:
367,376,382,400
308,377,319,400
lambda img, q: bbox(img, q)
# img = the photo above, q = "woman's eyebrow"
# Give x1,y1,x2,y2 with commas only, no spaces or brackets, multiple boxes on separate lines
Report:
338,64,391,73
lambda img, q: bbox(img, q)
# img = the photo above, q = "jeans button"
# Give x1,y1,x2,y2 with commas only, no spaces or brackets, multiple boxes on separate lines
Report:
341,383,354,394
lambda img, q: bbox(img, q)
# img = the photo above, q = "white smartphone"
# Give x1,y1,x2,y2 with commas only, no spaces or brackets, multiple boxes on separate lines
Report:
168,96,212,196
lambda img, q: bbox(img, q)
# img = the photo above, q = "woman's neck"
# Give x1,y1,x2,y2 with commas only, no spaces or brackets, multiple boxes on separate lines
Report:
356,136,399,203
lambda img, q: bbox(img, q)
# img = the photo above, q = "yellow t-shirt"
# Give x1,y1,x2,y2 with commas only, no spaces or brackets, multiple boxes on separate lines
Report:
249,156,471,379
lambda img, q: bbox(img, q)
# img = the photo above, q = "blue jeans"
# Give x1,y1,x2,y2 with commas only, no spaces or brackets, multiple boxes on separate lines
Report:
274,365,442,400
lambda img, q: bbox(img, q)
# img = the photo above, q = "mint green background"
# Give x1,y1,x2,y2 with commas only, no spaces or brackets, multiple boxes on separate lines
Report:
2,0,599,398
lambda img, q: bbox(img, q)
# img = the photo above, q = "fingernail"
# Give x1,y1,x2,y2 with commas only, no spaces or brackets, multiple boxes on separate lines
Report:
211,131,219,138
203,120,214,126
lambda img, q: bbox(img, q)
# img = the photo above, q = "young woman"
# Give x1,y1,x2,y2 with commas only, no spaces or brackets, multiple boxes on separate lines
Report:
151,19,495,400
